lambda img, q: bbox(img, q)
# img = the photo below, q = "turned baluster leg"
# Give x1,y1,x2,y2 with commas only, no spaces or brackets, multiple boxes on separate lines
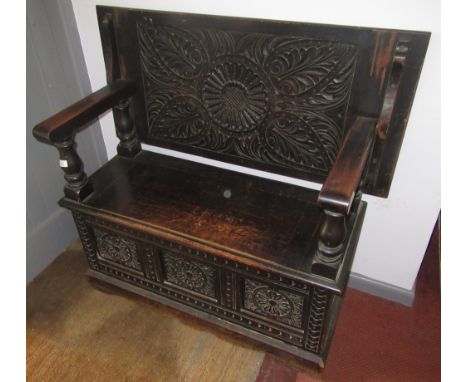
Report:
113,99,141,157
54,138,93,201
316,210,347,264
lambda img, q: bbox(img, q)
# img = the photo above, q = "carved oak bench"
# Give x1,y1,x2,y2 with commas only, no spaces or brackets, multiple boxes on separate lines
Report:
32,6,429,367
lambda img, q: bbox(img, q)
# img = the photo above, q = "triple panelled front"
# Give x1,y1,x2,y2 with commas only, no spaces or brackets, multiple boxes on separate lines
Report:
73,211,330,355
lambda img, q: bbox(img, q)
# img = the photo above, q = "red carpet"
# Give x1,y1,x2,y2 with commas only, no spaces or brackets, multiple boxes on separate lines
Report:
256,221,440,382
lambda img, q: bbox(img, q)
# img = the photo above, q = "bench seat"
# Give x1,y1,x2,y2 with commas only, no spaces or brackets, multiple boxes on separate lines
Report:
32,6,429,367
60,150,365,293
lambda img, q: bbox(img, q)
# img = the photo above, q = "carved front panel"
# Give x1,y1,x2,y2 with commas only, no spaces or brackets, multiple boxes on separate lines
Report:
137,20,357,176
243,278,305,329
162,251,216,299
77,214,333,355
94,228,142,271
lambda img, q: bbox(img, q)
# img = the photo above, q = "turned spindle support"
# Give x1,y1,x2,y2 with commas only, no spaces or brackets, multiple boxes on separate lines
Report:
113,99,141,157
54,138,93,201
316,210,347,264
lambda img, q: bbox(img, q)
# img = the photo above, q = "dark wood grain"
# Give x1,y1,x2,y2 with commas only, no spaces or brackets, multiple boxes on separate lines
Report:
55,139,93,201
30,6,430,368
32,79,136,144
318,117,376,215
59,151,365,293
97,6,430,197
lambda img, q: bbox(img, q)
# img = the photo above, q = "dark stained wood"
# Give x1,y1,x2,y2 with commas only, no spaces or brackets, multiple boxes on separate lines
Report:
100,12,120,84
53,148,367,365
315,210,347,265
32,79,138,200
364,39,416,195
30,6,430,368
318,116,376,215
88,155,319,269
97,6,430,197
32,79,136,144
54,139,93,201
58,151,364,293
27,223,440,380
113,99,141,157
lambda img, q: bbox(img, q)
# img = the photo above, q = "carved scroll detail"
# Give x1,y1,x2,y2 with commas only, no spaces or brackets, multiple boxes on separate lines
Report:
137,21,357,175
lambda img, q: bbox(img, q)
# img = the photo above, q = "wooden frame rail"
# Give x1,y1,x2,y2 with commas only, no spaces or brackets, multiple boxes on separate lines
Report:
32,79,140,201
315,116,376,265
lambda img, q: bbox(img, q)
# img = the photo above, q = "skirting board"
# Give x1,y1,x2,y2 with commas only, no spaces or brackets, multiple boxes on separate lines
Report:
349,273,415,307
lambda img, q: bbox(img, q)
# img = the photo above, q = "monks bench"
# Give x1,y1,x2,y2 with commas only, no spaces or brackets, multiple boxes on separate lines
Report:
32,6,429,367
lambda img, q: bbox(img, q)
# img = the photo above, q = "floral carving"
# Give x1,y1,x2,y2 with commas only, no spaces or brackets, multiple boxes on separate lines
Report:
244,279,304,328
94,228,141,271
139,24,207,80
263,112,330,169
266,42,350,98
137,20,356,178
202,59,269,133
253,286,293,317
174,259,206,289
162,251,216,298
157,96,207,139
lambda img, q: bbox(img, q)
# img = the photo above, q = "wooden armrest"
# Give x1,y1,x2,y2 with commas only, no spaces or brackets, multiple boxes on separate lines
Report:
318,116,376,215
33,79,136,145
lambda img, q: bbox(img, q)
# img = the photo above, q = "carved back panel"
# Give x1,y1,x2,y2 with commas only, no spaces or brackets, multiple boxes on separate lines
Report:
97,7,429,196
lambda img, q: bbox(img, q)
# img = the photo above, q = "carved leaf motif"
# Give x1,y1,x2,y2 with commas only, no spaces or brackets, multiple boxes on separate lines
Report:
138,23,206,80
156,97,206,139
264,113,328,170
305,54,356,109
268,45,341,96
137,21,357,177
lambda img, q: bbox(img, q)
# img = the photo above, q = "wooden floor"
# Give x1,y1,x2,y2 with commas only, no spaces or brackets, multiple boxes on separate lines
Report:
27,240,266,382
27,224,440,382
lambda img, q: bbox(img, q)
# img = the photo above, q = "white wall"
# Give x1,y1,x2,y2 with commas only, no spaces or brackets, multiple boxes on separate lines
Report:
71,0,440,292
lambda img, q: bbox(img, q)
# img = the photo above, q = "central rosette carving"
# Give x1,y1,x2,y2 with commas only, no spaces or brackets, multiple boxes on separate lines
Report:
202,61,269,133
222,84,248,110
174,259,206,289
253,286,293,317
